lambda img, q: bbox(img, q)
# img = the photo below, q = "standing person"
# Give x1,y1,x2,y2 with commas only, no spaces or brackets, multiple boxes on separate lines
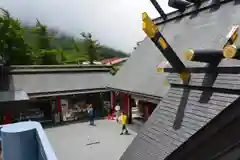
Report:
87,104,94,125
120,112,128,135
115,104,120,123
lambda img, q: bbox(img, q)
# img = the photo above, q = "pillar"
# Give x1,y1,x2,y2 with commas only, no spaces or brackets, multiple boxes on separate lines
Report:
57,96,61,113
123,93,132,124
146,102,150,120
128,96,132,124
3,111,11,124
53,96,61,124
110,91,116,114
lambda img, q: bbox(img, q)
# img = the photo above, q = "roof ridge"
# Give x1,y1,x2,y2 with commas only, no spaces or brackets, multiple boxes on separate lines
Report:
153,0,234,25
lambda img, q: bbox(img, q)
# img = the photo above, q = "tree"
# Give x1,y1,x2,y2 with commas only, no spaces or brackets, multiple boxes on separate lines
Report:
0,8,33,65
80,32,101,64
32,19,62,65
38,49,62,65
0,9,128,66
34,19,52,50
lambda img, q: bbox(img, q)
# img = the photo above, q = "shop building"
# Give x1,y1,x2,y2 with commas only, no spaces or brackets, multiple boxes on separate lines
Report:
0,65,112,124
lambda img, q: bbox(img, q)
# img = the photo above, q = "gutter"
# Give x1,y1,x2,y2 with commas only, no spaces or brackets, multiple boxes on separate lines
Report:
28,88,109,98
106,87,162,104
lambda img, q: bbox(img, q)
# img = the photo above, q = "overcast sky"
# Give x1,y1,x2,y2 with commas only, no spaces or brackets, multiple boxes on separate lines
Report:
0,0,175,53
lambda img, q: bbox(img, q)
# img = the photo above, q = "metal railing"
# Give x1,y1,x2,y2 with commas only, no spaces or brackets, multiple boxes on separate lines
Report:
0,121,58,160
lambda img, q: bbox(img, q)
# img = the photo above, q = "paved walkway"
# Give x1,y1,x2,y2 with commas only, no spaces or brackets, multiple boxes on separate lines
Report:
45,119,136,160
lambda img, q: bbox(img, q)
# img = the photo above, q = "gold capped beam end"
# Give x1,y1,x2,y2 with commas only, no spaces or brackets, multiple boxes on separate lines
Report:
142,12,158,38
163,82,169,86
184,49,195,61
223,45,237,59
180,72,190,83
157,67,164,73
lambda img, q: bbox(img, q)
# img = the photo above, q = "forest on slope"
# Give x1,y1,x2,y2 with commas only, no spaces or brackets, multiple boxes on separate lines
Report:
0,9,128,65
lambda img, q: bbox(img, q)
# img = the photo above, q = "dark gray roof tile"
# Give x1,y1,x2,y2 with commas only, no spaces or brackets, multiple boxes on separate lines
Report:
121,1,240,160
120,87,239,160
108,37,169,97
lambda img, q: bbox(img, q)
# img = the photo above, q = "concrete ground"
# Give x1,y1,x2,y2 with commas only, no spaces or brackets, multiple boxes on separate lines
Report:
45,119,136,160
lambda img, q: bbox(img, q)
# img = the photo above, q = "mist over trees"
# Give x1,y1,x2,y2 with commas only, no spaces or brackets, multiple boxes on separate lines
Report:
0,9,128,65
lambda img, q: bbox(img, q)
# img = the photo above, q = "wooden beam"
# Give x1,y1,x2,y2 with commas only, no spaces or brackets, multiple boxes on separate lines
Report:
168,0,190,11
184,49,224,63
150,0,167,21
142,12,190,83
211,0,221,6
184,25,239,63
156,66,240,74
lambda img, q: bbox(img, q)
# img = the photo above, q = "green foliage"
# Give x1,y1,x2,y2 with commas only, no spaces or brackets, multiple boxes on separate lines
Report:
0,9,128,65
33,49,64,65
0,8,32,65
80,32,101,64
33,19,52,50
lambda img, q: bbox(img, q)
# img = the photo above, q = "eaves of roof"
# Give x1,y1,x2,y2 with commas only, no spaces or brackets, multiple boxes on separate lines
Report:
6,65,113,74
28,88,108,98
107,87,161,104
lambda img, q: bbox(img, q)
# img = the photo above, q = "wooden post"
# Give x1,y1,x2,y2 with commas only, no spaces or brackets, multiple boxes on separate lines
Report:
150,0,167,21
110,91,116,114
56,96,61,113
122,93,132,124
54,96,61,124
123,94,128,115
3,111,11,124
128,95,132,124
146,103,150,119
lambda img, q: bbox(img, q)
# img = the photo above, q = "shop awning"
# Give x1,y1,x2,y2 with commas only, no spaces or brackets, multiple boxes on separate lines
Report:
0,90,29,102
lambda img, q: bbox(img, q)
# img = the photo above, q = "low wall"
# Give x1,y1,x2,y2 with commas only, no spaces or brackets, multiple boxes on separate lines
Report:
0,121,57,160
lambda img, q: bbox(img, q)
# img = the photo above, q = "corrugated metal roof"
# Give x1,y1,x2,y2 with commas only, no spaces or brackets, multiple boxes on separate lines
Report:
120,87,239,160
10,72,111,96
108,37,169,98
6,65,112,97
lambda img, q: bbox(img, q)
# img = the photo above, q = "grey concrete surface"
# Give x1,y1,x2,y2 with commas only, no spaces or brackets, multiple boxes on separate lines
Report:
45,119,136,160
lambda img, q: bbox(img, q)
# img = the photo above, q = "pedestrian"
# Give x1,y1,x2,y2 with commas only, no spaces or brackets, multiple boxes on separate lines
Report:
115,104,120,123
120,112,128,135
87,104,94,125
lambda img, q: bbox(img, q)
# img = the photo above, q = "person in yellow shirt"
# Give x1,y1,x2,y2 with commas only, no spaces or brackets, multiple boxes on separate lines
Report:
120,112,128,135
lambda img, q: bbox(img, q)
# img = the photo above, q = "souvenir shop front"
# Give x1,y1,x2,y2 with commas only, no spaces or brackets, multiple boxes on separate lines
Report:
0,91,111,125
55,91,111,123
